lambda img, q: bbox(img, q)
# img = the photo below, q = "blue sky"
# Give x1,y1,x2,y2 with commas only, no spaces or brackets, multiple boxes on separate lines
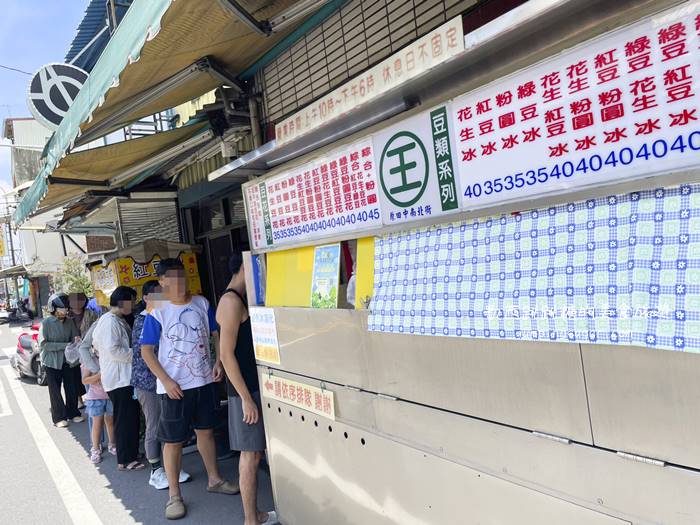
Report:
0,0,89,187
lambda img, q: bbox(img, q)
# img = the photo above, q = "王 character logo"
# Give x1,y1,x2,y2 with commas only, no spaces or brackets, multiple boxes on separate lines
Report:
379,131,429,207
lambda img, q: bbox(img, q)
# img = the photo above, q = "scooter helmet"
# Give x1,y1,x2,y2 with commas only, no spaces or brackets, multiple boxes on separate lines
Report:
47,293,70,314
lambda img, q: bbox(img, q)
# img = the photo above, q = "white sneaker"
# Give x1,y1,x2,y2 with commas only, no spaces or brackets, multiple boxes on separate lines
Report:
72,416,85,423
149,467,192,489
149,467,169,490
55,420,69,428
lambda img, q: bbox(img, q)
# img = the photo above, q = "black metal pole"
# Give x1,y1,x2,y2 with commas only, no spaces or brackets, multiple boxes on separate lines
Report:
6,223,20,302
7,223,16,266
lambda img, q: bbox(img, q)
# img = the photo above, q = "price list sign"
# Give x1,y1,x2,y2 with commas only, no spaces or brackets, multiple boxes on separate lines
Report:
245,139,381,249
452,4,700,209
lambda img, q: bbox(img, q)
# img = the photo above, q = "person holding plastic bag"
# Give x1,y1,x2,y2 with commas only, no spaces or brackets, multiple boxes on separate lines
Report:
39,293,83,427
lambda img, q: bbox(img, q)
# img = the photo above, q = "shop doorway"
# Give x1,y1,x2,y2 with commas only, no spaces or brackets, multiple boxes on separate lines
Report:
209,234,232,297
198,227,249,305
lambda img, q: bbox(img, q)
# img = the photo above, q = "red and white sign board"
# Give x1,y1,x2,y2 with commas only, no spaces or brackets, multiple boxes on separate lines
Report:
261,375,336,421
244,138,381,250
452,3,700,209
275,17,465,145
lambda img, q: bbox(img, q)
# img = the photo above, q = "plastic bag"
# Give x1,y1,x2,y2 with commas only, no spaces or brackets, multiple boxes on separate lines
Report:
64,340,81,366
346,273,356,308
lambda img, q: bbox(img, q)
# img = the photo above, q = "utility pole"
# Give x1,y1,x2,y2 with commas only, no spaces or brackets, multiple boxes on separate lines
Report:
6,222,20,303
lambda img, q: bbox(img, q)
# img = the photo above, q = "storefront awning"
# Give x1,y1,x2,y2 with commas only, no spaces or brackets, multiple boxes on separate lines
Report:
13,0,321,225
0,265,30,279
18,121,209,219
88,239,201,266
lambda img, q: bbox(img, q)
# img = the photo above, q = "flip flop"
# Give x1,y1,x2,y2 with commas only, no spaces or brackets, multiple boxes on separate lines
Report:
260,510,279,524
119,461,146,471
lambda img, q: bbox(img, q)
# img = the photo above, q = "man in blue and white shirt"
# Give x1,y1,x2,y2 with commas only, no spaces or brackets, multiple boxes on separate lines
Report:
140,258,238,520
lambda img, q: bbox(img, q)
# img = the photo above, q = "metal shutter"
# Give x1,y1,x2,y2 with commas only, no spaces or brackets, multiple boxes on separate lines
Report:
258,0,477,126
117,200,181,245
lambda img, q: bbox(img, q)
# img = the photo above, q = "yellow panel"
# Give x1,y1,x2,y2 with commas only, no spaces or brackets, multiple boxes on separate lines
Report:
355,237,375,309
266,247,315,307
91,252,202,305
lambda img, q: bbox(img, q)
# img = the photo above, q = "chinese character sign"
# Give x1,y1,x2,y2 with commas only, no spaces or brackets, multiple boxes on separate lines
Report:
452,4,700,210
90,262,118,306
261,374,336,420
250,307,281,365
244,184,271,251
374,106,462,225
91,253,203,306
244,139,382,250
275,17,464,145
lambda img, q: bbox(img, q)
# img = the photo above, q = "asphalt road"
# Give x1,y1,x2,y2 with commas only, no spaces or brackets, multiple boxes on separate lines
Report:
0,322,275,525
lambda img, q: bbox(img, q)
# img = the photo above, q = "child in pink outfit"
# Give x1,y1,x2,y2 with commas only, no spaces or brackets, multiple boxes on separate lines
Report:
81,365,116,464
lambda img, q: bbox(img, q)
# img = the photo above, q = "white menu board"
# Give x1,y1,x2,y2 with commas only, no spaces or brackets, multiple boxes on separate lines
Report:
451,3,700,210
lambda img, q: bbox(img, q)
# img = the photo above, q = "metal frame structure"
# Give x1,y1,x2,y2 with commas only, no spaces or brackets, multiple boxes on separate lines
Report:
242,0,700,523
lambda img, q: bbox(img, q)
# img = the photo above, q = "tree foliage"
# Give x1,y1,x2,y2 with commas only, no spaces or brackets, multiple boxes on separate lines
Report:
53,255,93,295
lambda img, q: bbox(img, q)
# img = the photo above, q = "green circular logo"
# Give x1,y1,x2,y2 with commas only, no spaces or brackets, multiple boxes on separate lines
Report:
379,131,429,208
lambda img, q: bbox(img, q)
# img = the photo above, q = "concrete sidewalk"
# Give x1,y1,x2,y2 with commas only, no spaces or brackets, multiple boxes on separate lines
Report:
0,324,275,525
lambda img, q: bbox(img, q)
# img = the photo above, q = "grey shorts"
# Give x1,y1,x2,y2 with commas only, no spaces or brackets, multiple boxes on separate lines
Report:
228,391,266,452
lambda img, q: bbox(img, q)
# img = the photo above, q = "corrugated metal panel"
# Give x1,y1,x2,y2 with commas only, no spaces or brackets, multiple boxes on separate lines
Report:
177,156,227,190
175,133,255,190
10,120,52,147
257,0,478,126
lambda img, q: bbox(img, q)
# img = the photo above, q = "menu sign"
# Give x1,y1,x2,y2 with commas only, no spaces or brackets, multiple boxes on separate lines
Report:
451,3,700,209
244,139,381,250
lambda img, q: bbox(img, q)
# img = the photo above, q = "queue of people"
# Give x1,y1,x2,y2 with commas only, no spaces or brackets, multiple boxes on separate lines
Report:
38,256,276,523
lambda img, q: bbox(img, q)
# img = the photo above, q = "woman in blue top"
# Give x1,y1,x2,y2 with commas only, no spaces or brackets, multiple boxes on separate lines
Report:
131,280,190,490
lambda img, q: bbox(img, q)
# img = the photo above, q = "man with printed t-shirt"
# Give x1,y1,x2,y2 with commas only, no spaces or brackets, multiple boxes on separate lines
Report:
140,258,239,520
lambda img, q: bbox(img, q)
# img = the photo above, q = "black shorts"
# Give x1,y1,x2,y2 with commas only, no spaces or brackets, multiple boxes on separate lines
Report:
158,383,217,444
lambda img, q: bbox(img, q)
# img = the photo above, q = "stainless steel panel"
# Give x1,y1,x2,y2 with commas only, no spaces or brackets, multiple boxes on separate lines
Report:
261,366,700,524
259,368,378,430
273,308,593,443
372,395,700,525
582,343,700,469
274,308,371,389
367,330,593,443
262,397,630,525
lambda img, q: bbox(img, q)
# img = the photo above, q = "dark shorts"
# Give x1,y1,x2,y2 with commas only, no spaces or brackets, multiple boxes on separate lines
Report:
228,392,266,452
158,383,217,444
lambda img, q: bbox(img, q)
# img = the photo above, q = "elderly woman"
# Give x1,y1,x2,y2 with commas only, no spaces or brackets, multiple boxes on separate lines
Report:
39,293,83,427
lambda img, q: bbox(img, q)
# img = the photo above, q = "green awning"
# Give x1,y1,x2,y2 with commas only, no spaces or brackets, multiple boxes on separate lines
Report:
13,0,173,224
13,0,302,225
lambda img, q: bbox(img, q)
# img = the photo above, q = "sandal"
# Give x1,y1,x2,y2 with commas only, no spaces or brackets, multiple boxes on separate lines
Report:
108,443,117,456
206,479,240,495
90,448,102,464
118,460,146,471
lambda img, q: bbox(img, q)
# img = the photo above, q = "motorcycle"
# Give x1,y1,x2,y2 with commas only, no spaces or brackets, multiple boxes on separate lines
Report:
9,323,47,385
